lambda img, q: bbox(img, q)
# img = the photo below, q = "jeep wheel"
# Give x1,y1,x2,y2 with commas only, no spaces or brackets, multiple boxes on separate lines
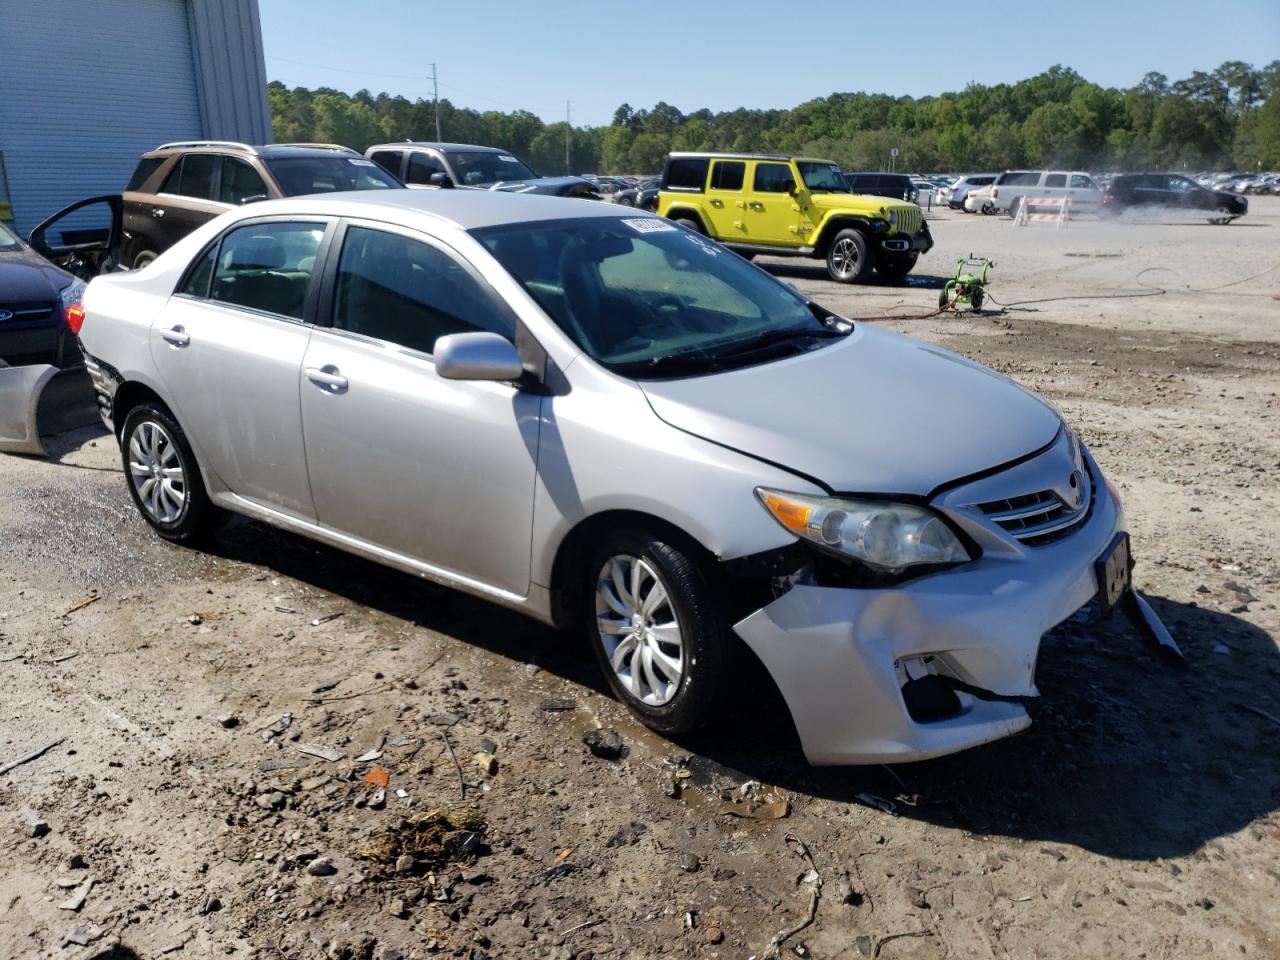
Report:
826,229,872,283
674,217,704,235
876,253,918,281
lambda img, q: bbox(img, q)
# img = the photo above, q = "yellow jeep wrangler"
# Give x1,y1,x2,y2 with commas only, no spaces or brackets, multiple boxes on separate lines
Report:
657,152,932,283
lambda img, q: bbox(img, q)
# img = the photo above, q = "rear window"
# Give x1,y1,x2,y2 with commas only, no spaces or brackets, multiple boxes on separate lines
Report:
265,156,401,195
662,157,709,191
127,157,164,192
161,154,217,200
845,174,874,188
969,176,995,186
997,171,1042,187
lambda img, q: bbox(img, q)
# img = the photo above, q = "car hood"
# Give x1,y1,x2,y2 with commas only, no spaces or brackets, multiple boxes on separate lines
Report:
807,191,913,215
482,176,598,197
0,250,71,304
639,326,1062,496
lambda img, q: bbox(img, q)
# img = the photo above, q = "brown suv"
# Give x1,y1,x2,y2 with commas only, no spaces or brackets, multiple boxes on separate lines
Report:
121,141,403,269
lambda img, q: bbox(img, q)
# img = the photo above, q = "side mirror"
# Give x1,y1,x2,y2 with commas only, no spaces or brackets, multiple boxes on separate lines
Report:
429,172,454,189
435,332,523,382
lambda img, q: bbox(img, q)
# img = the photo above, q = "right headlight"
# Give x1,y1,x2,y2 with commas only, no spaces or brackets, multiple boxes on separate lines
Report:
756,488,971,575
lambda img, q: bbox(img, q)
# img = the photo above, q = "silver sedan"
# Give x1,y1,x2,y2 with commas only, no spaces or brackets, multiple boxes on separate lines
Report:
77,189,1148,764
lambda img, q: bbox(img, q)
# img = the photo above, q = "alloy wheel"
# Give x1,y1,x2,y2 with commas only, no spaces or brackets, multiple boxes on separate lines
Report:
594,554,685,706
830,237,860,279
128,420,187,524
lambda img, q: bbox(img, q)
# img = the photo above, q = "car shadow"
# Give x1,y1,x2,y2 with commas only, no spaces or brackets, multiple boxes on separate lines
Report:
757,261,950,290
195,515,1279,862
673,593,1280,862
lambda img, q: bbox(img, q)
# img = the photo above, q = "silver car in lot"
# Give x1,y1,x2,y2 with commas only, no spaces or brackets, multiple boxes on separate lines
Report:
77,190,1140,764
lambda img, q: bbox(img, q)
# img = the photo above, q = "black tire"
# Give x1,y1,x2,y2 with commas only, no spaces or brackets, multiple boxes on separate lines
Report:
825,228,873,283
1209,206,1233,225
1007,198,1021,220
119,402,224,543
673,216,704,234
981,201,995,215
584,529,727,735
876,252,918,280
132,250,158,270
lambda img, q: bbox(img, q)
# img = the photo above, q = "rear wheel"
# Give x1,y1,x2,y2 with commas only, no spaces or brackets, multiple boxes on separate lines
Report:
119,403,223,542
673,217,704,234
825,228,873,283
585,530,727,735
132,250,158,270
876,252,918,281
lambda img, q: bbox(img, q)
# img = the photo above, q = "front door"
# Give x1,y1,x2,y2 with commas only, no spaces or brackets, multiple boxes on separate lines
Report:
743,161,802,247
1066,173,1099,209
299,221,539,596
149,218,329,520
703,159,747,239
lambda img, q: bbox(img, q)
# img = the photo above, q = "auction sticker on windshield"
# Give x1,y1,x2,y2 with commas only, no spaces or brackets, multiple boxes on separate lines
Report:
499,156,519,163
622,218,676,233
348,158,376,166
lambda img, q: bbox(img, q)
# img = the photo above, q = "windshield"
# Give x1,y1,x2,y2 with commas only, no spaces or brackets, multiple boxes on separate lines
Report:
0,223,19,249
446,151,539,186
265,156,401,196
797,162,849,193
476,216,844,378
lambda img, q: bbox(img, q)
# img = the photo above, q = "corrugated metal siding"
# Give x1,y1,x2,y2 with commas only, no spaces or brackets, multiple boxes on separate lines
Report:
188,0,271,143
0,0,203,237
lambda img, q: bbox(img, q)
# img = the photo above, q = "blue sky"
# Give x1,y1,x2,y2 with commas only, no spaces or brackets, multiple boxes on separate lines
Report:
260,0,1280,126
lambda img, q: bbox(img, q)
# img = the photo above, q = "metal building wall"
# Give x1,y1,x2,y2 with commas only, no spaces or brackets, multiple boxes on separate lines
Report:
188,0,272,144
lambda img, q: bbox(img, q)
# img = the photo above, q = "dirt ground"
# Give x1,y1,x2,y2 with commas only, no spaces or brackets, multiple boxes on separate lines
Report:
2,197,1279,960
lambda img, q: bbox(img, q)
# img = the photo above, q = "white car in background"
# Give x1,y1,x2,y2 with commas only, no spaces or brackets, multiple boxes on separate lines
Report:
989,170,1103,217
946,174,997,210
964,186,996,214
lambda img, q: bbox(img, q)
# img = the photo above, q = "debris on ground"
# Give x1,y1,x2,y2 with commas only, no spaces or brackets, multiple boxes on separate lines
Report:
58,877,93,911
356,809,488,872
0,737,66,775
295,742,344,762
582,728,624,760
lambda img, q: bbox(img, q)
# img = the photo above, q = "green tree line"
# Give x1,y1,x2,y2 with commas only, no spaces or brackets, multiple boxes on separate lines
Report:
270,59,1280,175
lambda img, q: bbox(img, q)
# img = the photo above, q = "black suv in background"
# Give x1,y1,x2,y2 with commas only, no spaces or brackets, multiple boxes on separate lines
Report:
121,141,403,268
365,142,600,199
1101,173,1247,224
844,172,916,203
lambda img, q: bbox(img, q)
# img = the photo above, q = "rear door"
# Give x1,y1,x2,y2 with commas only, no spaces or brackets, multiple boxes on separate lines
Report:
703,160,747,239
1042,173,1068,202
148,154,230,254
298,220,539,594
150,218,331,521
743,161,802,247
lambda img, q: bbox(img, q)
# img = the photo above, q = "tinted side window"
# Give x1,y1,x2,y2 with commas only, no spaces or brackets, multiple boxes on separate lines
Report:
663,157,709,191
709,161,744,191
406,152,444,185
209,221,325,320
998,171,1041,187
161,155,217,200
219,157,269,205
127,157,164,192
370,151,404,178
1044,174,1067,188
332,226,511,356
753,162,793,193
179,242,217,298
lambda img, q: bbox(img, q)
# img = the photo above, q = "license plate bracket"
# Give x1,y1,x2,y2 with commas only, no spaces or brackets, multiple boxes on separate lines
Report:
1094,532,1131,619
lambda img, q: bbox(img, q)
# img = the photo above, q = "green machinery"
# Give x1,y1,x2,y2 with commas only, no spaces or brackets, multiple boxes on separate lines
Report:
939,255,994,312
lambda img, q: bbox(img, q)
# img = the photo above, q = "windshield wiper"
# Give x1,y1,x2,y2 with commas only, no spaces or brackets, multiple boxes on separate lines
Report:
709,325,847,359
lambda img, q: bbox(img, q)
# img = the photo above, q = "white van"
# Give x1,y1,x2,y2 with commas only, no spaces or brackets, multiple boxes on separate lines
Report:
990,170,1102,217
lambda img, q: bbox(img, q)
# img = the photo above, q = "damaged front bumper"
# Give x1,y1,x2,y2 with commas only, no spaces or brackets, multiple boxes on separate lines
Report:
734,442,1128,765
0,363,98,455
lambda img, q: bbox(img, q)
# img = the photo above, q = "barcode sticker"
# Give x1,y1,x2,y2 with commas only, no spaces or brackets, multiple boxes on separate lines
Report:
622,218,676,233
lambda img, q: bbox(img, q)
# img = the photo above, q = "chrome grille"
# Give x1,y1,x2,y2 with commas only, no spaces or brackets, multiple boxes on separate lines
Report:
0,301,56,323
977,459,1094,545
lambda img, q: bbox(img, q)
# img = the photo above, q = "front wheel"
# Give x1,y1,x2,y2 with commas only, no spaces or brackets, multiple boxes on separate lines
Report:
825,228,873,283
585,531,727,735
1209,206,1233,225
119,403,223,542
876,252,918,281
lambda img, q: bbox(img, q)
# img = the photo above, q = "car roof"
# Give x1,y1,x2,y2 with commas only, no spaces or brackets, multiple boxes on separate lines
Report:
367,142,515,154
144,142,361,160
232,188,632,231
665,152,833,164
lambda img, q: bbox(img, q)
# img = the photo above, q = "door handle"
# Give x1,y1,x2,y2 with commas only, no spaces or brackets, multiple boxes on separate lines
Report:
305,366,348,391
709,199,724,207
151,208,166,218
749,201,765,210
734,200,746,208
160,325,190,347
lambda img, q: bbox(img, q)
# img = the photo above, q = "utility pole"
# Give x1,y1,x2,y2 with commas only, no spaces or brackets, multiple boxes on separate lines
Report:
431,63,442,142
565,100,571,175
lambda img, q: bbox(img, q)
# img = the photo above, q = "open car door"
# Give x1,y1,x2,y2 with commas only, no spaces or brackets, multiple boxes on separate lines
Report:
28,194,122,280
